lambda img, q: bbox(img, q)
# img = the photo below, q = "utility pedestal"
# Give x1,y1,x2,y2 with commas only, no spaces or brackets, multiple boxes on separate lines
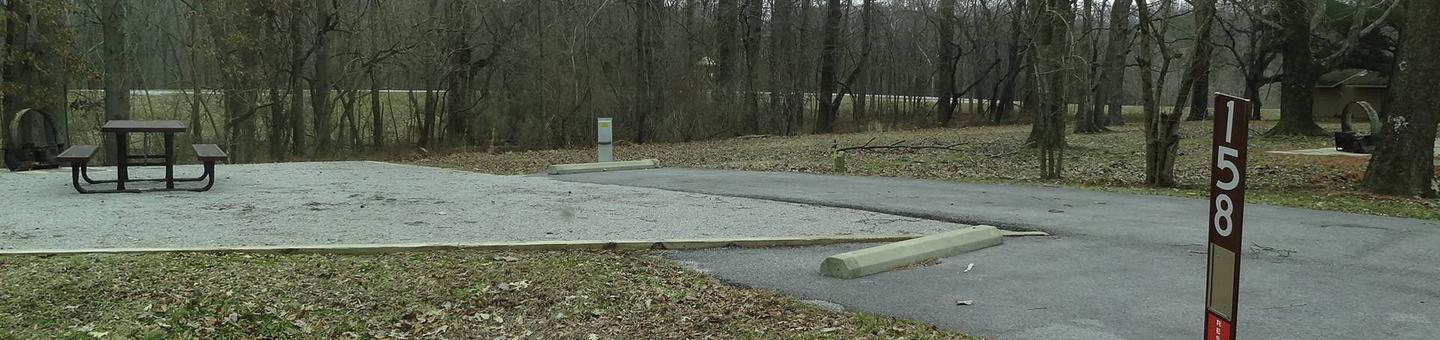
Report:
597,118,613,162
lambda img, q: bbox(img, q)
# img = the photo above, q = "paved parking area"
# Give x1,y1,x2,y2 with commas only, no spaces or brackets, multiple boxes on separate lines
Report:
562,168,1440,340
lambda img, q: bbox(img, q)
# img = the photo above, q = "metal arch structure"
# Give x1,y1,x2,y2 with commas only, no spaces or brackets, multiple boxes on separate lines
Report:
2,108,68,171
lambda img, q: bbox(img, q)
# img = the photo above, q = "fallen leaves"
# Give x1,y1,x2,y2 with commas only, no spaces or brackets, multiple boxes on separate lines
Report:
0,251,974,339
492,255,521,262
496,280,530,292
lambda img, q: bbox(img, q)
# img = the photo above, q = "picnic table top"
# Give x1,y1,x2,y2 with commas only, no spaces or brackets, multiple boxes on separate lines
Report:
101,120,186,133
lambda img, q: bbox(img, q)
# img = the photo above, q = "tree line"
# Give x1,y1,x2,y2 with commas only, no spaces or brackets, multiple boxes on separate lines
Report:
0,0,1434,196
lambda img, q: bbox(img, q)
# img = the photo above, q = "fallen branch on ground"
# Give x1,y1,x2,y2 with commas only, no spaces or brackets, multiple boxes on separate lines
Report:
836,139,967,152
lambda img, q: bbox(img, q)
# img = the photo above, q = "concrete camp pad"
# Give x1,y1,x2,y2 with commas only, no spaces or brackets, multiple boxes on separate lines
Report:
1267,141,1440,157
1266,148,1369,157
546,159,659,175
0,161,967,252
820,225,1003,279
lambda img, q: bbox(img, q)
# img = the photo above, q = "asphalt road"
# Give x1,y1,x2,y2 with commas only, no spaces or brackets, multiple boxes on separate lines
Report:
555,168,1440,339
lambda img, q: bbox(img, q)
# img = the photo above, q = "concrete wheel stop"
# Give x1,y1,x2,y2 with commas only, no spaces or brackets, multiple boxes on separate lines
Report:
820,225,1005,279
545,159,660,175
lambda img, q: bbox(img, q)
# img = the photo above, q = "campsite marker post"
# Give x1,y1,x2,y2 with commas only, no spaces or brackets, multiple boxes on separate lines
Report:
1205,93,1250,340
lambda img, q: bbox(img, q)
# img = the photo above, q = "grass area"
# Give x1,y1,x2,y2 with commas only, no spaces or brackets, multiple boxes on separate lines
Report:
414,119,1440,221
0,250,968,339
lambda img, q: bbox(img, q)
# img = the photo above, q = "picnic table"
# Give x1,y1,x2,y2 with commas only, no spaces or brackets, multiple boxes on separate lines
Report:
55,120,229,193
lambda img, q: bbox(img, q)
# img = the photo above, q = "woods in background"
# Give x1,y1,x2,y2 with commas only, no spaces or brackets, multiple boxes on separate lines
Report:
0,0,1429,194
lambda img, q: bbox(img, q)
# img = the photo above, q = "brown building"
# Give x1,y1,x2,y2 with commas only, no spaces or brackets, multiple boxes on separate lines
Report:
1313,69,1389,117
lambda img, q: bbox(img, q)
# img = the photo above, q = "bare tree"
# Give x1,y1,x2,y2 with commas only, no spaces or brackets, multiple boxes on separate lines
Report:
311,0,338,152
935,0,959,127
203,0,273,163
101,0,131,165
1030,0,1070,179
1267,0,1326,136
990,0,1029,123
814,0,844,133
1182,0,1216,121
265,4,288,161
1073,0,1105,134
1137,0,1184,187
1153,0,1217,183
1215,0,1277,120
768,0,806,135
366,0,386,149
286,1,308,155
632,0,663,142
740,0,762,134
851,0,875,126
185,4,206,142
1362,0,1440,197
1092,0,1130,126
715,0,739,112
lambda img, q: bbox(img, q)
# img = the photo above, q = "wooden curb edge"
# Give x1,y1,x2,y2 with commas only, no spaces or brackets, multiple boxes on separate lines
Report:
0,229,1047,256
0,235,917,256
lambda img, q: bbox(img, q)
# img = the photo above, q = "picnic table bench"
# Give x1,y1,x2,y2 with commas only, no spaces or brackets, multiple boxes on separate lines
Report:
56,120,228,193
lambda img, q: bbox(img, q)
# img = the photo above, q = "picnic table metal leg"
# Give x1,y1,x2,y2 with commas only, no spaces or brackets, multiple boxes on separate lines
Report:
164,133,175,189
115,132,128,191
70,162,91,194
196,162,216,192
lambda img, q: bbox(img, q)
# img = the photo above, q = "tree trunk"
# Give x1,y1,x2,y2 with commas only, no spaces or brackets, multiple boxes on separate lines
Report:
813,0,843,133
287,3,307,156
1166,0,1212,131
370,67,383,148
767,0,798,135
851,0,874,128
442,0,472,144
1093,0,1130,126
1139,0,1185,187
1073,0,1106,134
341,90,360,148
1243,65,1266,120
1094,0,1128,127
1186,70,1210,120
420,88,437,147
189,40,203,143
741,0,762,134
935,0,958,127
0,3,8,152
792,0,814,133
311,0,334,153
1268,0,1326,136
1031,0,1070,179
632,0,663,143
1094,0,1128,126
221,90,256,162
267,70,286,161
992,0,1028,123
101,0,131,165
369,0,383,149
1182,0,1216,121
1361,0,1440,197
715,0,739,108
265,9,287,161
